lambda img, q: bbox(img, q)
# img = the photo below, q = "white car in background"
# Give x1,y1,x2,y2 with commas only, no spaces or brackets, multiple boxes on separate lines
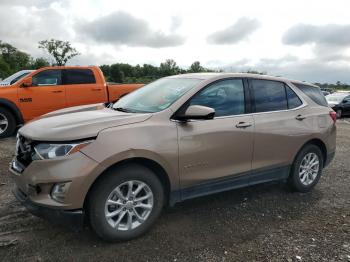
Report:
0,70,34,86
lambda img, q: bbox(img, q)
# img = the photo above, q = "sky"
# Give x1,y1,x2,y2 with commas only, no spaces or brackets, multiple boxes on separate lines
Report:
0,0,350,83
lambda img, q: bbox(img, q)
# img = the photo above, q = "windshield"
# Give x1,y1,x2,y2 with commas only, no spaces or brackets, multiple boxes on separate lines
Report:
9,72,31,84
326,95,347,103
113,78,202,113
1,72,31,85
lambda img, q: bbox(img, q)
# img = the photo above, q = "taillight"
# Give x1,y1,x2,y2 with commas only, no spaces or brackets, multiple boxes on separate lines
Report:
329,111,337,123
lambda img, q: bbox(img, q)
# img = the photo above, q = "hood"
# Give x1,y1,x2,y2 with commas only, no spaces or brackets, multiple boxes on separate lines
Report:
19,104,152,141
0,82,10,86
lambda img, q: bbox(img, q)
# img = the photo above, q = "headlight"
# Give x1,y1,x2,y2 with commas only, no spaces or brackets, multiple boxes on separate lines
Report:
33,141,92,160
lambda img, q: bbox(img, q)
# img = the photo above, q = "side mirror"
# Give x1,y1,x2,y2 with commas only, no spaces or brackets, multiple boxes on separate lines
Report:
176,105,215,121
21,77,32,88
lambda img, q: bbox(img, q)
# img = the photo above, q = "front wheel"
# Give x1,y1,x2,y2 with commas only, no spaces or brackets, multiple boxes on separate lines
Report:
0,107,16,139
88,164,164,241
288,144,324,192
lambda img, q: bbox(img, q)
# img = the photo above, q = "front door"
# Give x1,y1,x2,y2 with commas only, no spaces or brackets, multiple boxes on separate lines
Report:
18,69,66,121
177,78,254,189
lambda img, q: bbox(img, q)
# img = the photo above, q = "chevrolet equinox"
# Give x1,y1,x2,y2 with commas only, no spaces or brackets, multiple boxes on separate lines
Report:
10,73,336,241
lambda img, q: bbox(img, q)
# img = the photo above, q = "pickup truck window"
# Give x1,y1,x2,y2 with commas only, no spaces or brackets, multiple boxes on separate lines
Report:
113,78,201,113
63,69,96,85
32,70,62,86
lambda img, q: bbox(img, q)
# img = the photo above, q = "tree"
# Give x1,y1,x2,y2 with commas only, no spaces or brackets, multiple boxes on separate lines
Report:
159,59,180,76
244,69,266,75
110,64,125,83
100,65,111,81
38,39,80,66
0,41,31,72
0,56,11,79
189,61,205,73
30,57,50,69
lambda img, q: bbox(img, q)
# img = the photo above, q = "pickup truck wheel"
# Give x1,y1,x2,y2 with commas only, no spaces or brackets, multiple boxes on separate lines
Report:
288,144,323,193
0,108,16,138
88,164,164,242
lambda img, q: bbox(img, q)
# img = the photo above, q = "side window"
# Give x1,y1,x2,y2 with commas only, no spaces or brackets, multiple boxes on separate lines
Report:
251,79,287,112
286,86,302,109
189,79,245,117
344,96,350,103
32,70,62,86
292,83,328,107
63,69,96,85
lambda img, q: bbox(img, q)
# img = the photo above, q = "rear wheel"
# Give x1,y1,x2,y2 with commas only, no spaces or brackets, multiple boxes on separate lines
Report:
0,108,16,138
88,164,164,241
288,144,324,192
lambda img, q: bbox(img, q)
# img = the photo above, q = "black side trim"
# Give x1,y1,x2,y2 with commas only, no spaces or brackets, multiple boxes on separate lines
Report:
0,98,24,125
169,165,290,206
13,187,84,231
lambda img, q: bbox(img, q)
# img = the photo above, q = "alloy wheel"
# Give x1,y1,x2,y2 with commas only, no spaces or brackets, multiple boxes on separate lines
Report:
0,113,9,135
298,152,320,186
104,180,154,231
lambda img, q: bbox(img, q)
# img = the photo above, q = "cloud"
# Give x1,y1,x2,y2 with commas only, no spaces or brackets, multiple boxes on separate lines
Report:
207,17,260,45
0,0,55,7
0,2,72,56
219,55,350,83
282,23,350,46
77,11,185,48
170,16,182,32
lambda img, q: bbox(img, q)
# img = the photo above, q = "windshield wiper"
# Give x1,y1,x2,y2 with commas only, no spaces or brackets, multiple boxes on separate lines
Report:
114,107,133,113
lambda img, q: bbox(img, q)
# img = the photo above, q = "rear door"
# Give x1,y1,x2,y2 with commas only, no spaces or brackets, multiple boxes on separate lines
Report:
18,69,65,120
249,79,310,174
64,69,107,107
177,78,254,190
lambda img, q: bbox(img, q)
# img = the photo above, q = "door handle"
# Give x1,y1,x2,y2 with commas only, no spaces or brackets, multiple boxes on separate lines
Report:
235,122,252,128
295,114,306,121
92,88,102,91
52,90,63,93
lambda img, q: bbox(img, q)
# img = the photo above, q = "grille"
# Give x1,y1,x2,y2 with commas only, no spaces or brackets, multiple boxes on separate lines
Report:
15,134,34,167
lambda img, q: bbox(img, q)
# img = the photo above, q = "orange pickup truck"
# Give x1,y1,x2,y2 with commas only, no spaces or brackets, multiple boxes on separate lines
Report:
0,66,143,138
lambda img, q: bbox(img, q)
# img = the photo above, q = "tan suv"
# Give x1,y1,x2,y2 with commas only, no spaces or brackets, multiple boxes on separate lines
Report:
10,73,336,241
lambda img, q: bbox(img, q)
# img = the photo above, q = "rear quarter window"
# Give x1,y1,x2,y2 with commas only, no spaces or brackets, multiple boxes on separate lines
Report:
63,69,96,85
292,83,328,107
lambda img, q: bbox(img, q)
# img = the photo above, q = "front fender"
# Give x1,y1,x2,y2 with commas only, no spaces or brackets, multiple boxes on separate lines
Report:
0,98,24,125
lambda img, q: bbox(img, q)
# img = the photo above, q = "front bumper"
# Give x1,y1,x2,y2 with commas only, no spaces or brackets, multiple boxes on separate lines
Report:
9,151,104,209
13,186,84,231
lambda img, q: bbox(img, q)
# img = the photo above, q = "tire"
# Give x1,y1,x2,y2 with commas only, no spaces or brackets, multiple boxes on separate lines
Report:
0,107,16,139
288,144,324,193
336,109,342,119
88,164,164,242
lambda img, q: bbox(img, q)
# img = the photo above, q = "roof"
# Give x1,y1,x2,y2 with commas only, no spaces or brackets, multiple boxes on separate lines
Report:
167,73,318,87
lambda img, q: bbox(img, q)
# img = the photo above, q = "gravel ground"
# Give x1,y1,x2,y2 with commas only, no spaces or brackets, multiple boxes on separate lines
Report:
0,120,349,262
